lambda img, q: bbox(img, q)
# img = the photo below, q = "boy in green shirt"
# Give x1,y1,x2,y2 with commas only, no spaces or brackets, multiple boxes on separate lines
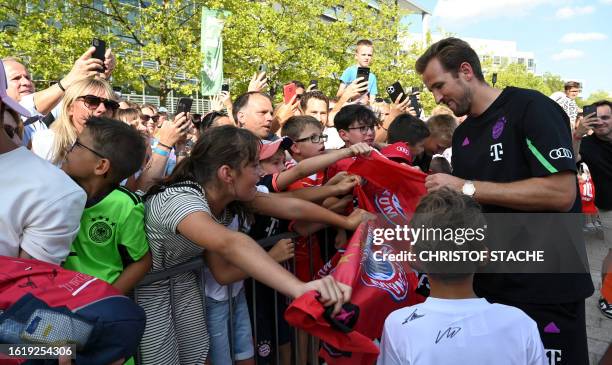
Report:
62,116,151,295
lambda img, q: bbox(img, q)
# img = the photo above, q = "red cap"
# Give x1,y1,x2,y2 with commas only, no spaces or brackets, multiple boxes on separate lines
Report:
259,136,294,160
380,142,413,164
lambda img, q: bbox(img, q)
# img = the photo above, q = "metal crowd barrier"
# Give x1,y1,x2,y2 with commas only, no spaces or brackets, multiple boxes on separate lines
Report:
133,229,337,365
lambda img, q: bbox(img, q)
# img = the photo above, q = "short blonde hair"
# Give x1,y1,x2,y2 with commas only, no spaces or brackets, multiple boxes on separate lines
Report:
116,108,142,125
431,105,455,117
49,77,114,164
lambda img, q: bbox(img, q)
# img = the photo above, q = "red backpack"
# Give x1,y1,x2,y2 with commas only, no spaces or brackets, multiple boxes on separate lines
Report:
0,256,145,364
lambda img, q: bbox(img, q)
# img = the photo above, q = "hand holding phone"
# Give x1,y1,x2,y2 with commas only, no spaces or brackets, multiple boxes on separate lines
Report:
177,97,193,116
92,38,106,71
309,80,318,91
409,94,422,117
249,71,268,92
386,82,407,104
356,67,370,93
583,105,596,119
283,82,297,104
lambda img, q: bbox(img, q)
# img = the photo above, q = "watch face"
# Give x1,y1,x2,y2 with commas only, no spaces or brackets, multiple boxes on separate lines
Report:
463,182,475,196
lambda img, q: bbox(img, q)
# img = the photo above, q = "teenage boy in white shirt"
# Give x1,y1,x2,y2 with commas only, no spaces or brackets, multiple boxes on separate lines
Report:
378,188,546,365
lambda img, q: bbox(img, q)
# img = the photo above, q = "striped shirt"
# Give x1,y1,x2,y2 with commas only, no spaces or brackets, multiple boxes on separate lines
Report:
137,182,231,365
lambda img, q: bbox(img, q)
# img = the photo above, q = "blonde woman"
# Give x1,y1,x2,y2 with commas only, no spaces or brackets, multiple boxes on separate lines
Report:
31,77,118,165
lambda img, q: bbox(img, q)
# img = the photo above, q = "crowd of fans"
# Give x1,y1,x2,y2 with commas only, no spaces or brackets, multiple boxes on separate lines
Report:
1,36,610,365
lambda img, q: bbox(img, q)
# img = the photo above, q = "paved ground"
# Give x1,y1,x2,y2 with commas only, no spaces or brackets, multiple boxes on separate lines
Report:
585,228,611,365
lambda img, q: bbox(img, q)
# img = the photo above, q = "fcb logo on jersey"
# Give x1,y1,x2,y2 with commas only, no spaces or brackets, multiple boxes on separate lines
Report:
360,235,409,302
374,189,407,225
492,116,507,140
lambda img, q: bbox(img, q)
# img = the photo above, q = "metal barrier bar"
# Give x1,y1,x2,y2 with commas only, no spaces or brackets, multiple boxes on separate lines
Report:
134,232,302,365
227,285,235,364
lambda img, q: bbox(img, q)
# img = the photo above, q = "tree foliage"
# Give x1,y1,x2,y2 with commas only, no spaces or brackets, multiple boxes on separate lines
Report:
0,0,566,112
1,0,428,103
577,90,612,108
478,61,567,97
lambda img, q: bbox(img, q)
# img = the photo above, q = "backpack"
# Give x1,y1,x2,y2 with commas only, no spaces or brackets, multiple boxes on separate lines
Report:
0,256,145,365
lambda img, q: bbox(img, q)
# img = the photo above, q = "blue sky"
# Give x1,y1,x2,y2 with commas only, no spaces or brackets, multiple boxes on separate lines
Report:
403,0,612,97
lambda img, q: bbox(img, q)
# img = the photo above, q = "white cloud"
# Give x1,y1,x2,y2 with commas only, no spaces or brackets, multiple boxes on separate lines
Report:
433,0,553,23
560,32,608,43
601,0,612,4
552,49,584,61
555,6,595,19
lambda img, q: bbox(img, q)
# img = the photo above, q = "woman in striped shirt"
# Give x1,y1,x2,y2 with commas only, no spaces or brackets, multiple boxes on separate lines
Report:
137,125,361,365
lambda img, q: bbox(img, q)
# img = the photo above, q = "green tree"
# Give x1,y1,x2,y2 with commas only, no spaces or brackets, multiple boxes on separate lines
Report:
1,0,206,103
542,72,564,95
216,0,426,102
0,0,99,89
0,0,429,104
577,90,612,108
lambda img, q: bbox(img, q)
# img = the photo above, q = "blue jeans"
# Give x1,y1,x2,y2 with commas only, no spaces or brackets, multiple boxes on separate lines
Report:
206,289,254,363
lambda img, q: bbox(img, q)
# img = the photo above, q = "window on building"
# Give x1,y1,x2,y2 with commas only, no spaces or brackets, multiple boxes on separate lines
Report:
528,59,534,68
493,56,501,65
518,58,525,64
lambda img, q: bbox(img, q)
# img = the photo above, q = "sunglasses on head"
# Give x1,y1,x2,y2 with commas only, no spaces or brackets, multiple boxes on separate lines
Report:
141,114,160,123
77,95,120,111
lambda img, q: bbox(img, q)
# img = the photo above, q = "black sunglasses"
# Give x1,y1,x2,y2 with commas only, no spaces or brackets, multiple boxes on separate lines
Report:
69,139,106,159
78,95,120,112
200,111,228,130
141,114,160,123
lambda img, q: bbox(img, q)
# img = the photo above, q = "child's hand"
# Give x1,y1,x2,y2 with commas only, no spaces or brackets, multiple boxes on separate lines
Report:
325,171,348,186
347,142,373,157
296,276,352,315
326,195,354,213
335,174,360,195
269,238,295,263
335,229,348,249
343,77,368,101
345,208,375,230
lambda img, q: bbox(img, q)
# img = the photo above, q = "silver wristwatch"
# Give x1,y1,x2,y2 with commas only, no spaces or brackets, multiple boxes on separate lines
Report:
462,180,476,197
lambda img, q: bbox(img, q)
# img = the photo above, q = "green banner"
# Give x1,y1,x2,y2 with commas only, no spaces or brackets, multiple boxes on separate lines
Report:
200,8,230,96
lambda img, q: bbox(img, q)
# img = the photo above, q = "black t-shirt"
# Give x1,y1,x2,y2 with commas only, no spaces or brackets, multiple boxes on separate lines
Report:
413,153,433,172
580,135,612,210
452,87,593,303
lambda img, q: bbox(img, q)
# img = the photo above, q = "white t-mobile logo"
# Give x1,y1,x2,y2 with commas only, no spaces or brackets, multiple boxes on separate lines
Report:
545,349,562,365
490,143,503,162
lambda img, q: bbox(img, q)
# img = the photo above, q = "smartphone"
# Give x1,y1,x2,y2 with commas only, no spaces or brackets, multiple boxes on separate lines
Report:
386,81,407,103
409,94,422,117
177,97,193,115
92,38,106,71
411,86,421,94
356,67,370,84
309,79,318,90
221,83,229,92
492,73,498,86
258,64,267,73
283,82,297,104
583,104,596,118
